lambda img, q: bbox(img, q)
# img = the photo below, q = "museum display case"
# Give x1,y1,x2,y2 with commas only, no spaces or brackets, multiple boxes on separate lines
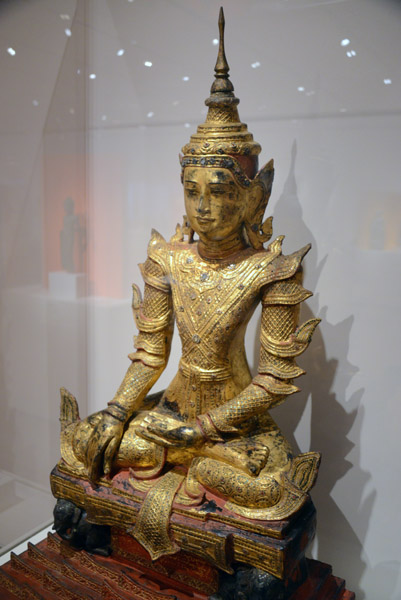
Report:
1,1,401,598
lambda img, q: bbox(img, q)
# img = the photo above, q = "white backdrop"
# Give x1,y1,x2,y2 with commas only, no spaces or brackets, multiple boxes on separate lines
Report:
1,0,400,596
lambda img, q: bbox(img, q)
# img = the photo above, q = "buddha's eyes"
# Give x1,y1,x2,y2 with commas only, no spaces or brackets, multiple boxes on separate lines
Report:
185,187,198,197
212,188,238,202
184,184,236,200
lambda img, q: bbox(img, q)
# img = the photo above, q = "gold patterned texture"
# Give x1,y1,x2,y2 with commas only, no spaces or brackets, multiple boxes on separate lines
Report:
56,7,321,566
130,470,184,560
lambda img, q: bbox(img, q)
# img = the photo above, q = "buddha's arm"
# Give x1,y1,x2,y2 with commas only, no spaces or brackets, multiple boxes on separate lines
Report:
197,273,320,440
106,263,174,421
85,256,173,480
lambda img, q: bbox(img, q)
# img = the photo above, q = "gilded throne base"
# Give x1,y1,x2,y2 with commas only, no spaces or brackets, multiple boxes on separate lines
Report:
50,460,316,581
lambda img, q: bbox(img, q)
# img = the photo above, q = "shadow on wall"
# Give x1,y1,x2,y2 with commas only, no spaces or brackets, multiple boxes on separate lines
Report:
252,140,372,598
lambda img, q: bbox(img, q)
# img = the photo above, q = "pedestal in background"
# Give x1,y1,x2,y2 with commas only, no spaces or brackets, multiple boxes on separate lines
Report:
48,271,87,299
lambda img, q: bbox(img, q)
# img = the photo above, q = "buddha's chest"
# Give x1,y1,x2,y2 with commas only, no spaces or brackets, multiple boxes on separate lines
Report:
167,249,264,345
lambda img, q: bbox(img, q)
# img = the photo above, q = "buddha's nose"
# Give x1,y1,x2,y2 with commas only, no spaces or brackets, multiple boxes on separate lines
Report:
197,192,210,214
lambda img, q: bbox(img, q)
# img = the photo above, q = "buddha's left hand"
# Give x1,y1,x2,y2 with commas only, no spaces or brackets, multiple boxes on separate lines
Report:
137,412,204,448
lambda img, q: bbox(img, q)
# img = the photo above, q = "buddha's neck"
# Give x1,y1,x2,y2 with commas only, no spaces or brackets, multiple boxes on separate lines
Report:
197,231,247,261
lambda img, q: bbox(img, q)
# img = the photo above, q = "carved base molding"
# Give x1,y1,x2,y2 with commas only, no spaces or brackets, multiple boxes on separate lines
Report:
0,531,355,599
291,559,355,599
0,531,212,599
0,464,353,598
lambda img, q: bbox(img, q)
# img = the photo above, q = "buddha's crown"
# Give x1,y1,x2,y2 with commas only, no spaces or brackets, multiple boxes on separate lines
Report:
181,7,261,180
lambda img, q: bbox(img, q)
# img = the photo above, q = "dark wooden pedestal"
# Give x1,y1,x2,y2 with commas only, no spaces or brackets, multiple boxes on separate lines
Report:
0,530,355,599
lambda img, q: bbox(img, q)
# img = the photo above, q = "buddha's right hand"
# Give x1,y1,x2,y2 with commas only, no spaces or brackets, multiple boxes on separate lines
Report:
84,410,125,482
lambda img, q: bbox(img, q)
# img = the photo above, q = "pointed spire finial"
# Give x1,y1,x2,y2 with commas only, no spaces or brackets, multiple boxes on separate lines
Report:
215,7,229,78
209,6,235,96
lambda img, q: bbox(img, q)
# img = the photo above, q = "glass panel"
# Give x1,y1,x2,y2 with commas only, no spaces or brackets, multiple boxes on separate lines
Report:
0,0,87,552
1,4,401,600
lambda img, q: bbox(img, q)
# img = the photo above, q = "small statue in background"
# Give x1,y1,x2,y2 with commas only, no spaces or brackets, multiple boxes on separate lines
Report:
54,8,321,585
60,196,86,273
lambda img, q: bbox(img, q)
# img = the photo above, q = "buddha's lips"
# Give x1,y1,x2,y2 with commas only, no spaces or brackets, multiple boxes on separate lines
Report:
196,216,214,223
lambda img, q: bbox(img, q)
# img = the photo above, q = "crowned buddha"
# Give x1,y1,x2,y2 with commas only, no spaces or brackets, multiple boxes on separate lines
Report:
56,9,321,564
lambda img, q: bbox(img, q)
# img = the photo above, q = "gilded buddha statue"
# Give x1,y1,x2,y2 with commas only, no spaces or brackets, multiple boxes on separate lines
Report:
54,9,321,571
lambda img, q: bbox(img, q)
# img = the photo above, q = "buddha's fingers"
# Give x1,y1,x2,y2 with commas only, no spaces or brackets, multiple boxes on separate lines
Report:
86,435,111,482
103,436,120,475
137,426,176,448
141,414,169,431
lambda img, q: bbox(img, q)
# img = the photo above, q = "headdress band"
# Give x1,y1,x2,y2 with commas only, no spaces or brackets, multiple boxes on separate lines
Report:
180,155,251,188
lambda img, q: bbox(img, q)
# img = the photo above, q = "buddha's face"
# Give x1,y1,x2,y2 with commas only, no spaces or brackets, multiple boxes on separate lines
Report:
183,167,248,243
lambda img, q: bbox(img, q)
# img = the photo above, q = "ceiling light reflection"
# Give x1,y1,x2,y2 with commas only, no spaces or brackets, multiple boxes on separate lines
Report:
184,123,190,128
65,28,72,37
32,100,39,106
251,62,261,69
89,73,96,79
212,39,218,45
101,115,107,121
346,50,356,57
60,14,70,20
7,47,16,56
144,61,152,67
384,79,392,85
147,111,154,118
341,39,350,47
297,86,305,92
182,76,190,82
117,49,125,56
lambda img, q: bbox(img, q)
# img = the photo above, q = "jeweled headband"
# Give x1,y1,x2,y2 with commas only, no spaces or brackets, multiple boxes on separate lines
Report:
180,155,252,188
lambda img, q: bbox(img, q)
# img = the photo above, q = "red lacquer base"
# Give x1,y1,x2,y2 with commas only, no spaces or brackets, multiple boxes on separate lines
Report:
0,531,355,599
290,559,355,599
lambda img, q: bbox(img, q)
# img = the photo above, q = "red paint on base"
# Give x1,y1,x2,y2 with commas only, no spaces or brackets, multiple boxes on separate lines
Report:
0,531,355,599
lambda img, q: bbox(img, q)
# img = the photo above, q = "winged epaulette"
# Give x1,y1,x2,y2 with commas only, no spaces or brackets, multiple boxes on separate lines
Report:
262,278,312,306
147,229,167,268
